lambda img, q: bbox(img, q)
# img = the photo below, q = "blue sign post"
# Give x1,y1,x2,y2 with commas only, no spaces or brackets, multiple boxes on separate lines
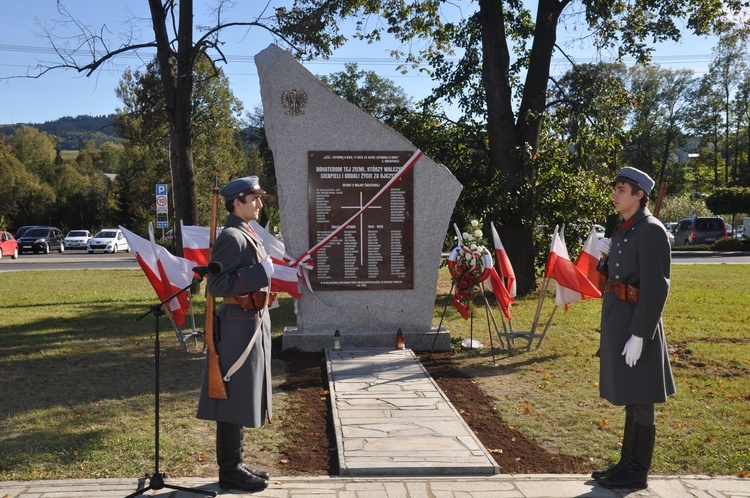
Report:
156,184,169,229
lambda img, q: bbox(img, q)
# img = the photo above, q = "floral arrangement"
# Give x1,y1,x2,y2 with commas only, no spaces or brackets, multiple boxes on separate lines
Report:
447,220,493,319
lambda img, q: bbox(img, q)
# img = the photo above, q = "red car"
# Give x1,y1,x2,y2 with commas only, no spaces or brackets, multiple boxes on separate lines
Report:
0,230,19,259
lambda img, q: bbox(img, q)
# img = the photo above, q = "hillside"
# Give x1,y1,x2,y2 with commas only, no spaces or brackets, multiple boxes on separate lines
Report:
0,114,122,150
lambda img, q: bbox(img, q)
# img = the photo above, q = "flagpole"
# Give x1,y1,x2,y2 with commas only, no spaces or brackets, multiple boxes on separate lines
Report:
480,282,499,361
428,282,455,360
530,277,550,336
531,306,558,351
481,281,512,353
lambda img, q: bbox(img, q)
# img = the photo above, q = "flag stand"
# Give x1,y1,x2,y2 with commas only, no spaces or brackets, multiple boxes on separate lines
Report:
427,282,455,360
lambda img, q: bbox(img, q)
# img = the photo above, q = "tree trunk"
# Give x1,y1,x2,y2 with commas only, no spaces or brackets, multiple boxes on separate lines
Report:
480,0,565,295
148,0,199,255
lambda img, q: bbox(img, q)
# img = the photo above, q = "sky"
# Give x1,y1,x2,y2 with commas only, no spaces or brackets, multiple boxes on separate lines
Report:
0,0,724,126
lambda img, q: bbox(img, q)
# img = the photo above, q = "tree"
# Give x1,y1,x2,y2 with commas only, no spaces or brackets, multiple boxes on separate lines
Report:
7,125,57,183
24,1,316,252
705,33,748,184
115,54,247,231
706,187,750,227
624,66,696,195
276,0,744,294
319,63,413,123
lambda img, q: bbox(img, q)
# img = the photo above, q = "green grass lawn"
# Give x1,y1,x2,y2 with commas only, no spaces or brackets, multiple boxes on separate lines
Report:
437,264,750,477
0,265,748,480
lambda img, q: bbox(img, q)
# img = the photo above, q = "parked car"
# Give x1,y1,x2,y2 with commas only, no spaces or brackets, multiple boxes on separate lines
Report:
735,225,745,241
672,217,727,246
0,230,19,259
17,227,65,254
663,222,678,233
14,225,39,238
87,229,130,253
64,230,91,249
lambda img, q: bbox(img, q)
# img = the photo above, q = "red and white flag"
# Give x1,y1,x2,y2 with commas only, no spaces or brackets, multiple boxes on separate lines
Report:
180,221,302,299
120,224,193,327
575,227,602,296
181,222,213,267
488,222,516,321
545,225,602,307
250,222,302,299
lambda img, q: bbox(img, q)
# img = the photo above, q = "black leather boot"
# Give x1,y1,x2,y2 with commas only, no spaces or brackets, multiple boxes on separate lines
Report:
216,422,268,492
591,411,634,480
598,423,655,490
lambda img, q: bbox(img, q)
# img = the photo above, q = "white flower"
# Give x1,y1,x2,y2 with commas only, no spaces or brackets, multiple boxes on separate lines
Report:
462,231,470,240
474,229,483,239
470,244,478,251
470,220,479,227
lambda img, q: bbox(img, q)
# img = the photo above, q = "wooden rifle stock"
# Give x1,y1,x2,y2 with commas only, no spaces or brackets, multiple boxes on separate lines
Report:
653,180,667,219
205,177,228,399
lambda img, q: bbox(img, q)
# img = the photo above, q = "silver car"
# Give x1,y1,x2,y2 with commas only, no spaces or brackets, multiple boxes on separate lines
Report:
87,229,131,253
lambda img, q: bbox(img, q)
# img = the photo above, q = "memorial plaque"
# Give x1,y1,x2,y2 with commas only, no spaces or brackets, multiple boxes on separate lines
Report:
308,151,414,290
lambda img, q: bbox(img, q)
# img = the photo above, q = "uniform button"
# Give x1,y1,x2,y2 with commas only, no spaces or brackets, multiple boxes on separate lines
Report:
618,250,622,254
624,238,628,242
615,275,620,279
616,263,620,267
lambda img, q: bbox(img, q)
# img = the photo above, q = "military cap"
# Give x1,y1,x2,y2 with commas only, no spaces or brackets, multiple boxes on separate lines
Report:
219,176,266,201
612,167,655,196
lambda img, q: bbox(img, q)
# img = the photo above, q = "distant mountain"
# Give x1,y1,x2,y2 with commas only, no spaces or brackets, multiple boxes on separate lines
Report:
1,114,122,150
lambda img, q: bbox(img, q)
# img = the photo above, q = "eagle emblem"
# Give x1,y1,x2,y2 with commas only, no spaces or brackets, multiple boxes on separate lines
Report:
281,88,307,116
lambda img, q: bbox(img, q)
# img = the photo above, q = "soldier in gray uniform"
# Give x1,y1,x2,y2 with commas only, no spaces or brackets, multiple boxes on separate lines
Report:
592,167,676,490
196,176,275,492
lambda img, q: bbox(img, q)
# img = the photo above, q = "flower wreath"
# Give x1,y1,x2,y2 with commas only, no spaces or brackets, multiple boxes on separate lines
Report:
447,244,493,319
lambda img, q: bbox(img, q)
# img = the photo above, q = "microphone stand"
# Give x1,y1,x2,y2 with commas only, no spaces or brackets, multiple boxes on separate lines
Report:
125,276,216,498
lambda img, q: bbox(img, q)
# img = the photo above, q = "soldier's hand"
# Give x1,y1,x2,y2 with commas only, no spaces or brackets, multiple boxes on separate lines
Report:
260,256,275,277
596,237,611,256
622,335,644,367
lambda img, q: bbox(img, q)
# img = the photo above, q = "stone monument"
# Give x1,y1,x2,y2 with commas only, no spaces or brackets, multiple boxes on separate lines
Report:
255,44,461,351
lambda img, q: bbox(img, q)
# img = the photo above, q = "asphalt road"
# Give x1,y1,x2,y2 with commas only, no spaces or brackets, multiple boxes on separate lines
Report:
0,249,139,272
1,249,748,273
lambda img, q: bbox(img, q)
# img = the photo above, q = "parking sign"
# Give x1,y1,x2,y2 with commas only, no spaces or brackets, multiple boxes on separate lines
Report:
156,184,169,229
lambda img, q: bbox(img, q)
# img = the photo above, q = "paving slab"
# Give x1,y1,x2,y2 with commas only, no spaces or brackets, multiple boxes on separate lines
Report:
2,475,749,497
325,348,500,477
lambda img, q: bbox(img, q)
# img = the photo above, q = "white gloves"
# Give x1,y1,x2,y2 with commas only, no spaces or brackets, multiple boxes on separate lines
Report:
259,256,275,278
622,335,644,367
596,237,611,256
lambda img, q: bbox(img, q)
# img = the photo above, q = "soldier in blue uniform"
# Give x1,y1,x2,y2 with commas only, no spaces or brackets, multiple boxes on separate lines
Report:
592,167,676,490
196,176,275,492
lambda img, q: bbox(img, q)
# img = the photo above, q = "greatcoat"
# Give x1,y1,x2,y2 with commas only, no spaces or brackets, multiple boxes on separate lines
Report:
196,214,272,428
599,206,676,406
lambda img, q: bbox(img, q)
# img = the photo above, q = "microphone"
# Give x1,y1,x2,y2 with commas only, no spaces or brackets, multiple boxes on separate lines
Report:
192,261,223,276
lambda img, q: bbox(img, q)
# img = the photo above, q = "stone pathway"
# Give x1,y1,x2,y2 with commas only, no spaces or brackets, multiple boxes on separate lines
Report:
325,347,499,476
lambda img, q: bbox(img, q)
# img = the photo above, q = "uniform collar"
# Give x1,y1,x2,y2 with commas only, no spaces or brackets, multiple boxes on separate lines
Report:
618,206,651,232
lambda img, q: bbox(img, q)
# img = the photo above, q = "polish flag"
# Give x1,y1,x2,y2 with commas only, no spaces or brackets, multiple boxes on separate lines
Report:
148,223,195,324
180,221,302,299
488,222,516,321
575,227,603,296
120,225,192,327
545,225,602,306
181,222,213,267
250,222,302,299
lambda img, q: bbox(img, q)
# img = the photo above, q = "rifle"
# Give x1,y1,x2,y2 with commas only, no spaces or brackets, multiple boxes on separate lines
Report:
205,176,229,399
653,179,667,219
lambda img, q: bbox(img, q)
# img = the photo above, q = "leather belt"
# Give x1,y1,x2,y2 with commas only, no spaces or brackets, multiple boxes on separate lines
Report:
223,291,276,311
604,280,640,305
223,296,242,306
